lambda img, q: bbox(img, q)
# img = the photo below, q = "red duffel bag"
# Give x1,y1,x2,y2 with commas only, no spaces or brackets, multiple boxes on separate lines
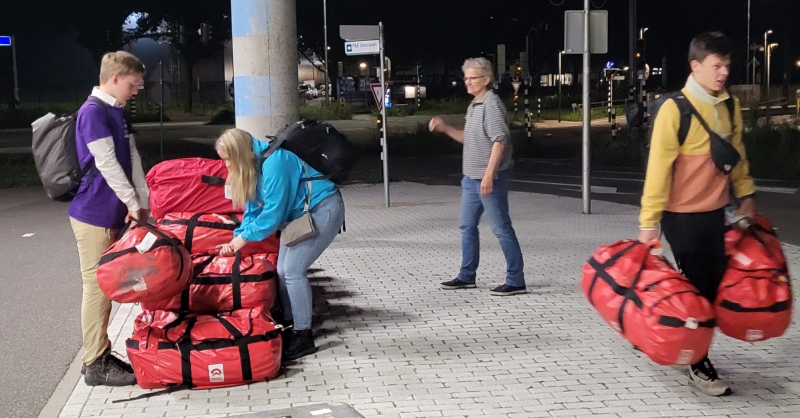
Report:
97,221,192,304
716,214,793,342
582,240,716,366
125,307,283,390
159,212,280,256
146,158,240,221
141,253,278,313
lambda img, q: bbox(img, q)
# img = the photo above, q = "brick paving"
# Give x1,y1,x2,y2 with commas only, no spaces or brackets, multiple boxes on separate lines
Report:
56,182,800,418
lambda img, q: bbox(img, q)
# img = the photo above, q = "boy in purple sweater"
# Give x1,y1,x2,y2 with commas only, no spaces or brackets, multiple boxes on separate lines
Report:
68,51,149,386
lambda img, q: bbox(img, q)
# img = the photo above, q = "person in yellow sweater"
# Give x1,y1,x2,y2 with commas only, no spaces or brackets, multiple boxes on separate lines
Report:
638,31,756,396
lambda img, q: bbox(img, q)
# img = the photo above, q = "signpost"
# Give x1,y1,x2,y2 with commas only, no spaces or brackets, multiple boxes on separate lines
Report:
341,23,390,207
564,6,608,215
149,61,172,160
345,40,380,56
1,35,19,110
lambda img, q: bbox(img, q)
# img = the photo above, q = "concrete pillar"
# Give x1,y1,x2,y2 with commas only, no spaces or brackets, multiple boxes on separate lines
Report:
231,0,298,139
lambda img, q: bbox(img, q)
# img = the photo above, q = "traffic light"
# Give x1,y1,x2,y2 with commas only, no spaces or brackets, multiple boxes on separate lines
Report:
199,23,212,44
376,113,383,131
635,38,646,73
417,65,423,82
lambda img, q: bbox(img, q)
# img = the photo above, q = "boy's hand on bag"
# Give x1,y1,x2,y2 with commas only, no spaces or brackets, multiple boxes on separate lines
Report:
735,198,756,220
216,243,235,257
126,209,149,224
638,229,659,244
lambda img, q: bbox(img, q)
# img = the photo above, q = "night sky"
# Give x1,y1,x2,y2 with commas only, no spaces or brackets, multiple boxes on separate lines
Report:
1,0,798,91
297,0,799,88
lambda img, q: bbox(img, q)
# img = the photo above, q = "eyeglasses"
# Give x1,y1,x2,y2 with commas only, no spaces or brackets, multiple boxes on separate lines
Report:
463,76,486,82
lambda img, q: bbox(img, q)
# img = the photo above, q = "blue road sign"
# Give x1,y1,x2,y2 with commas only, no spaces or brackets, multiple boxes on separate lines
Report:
0,36,11,47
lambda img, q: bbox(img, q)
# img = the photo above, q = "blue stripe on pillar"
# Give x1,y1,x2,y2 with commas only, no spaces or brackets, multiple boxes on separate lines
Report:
231,0,270,37
234,76,271,117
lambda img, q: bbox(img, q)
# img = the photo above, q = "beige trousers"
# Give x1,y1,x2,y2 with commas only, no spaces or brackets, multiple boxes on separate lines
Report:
69,217,117,365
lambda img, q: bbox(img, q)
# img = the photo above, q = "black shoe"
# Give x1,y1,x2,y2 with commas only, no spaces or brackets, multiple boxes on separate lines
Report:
689,357,732,396
283,329,318,361
489,284,527,296
81,351,133,375
84,350,137,387
440,278,477,289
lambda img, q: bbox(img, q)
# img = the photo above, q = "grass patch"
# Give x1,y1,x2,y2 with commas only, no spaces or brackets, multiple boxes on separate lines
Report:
0,154,42,188
743,122,800,181
363,122,540,159
299,103,353,120
591,127,645,168
208,102,353,126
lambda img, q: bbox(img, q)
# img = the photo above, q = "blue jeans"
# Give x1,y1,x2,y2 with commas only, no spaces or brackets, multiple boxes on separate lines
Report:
277,191,345,331
458,170,525,287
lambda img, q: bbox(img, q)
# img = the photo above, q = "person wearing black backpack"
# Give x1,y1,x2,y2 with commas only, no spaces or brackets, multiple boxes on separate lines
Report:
215,128,345,361
68,51,150,386
638,32,756,396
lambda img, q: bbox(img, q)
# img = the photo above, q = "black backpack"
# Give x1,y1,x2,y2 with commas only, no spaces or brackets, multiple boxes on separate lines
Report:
260,119,358,184
646,91,736,149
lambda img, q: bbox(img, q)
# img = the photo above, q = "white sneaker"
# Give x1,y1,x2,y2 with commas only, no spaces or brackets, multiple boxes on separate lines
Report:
689,358,732,396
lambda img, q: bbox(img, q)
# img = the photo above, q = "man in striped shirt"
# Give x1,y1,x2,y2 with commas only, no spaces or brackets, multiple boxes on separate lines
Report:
429,57,526,296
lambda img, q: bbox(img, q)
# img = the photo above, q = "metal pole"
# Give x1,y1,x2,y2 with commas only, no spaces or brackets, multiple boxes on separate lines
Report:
767,45,771,103
160,60,164,160
746,0,750,84
323,0,330,104
764,31,769,100
582,0,591,214
558,50,562,123
379,21,389,207
629,0,637,103
10,35,19,110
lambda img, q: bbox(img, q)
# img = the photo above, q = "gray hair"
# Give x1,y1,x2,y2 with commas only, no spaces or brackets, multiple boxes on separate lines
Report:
462,57,494,78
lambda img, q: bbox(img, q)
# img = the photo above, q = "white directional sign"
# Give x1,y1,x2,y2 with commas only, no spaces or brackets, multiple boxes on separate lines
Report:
345,40,380,56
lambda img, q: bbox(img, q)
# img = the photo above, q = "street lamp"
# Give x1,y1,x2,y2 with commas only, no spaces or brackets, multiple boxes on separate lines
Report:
558,50,563,123
763,30,773,94
767,42,778,102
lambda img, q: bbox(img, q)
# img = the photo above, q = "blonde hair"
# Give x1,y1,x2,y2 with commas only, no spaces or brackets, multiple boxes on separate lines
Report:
215,129,258,209
99,51,145,84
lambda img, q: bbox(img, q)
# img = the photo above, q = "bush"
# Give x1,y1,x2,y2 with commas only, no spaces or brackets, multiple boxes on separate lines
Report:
743,122,800,181
299,103,352,120
208,102,235,125
591,127,646,168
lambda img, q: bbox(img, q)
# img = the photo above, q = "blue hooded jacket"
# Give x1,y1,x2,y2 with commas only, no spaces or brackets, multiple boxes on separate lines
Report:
234,137,338,242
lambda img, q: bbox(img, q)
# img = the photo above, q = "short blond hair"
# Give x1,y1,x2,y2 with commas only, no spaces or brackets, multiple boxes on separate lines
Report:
99,51,145,84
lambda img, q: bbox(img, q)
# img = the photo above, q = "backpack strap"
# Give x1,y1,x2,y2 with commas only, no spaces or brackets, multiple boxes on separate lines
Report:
723,91,736,132
77,96,116,180
670,95,694,147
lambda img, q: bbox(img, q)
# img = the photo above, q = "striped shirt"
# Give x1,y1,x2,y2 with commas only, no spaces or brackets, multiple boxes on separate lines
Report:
462,89,513,179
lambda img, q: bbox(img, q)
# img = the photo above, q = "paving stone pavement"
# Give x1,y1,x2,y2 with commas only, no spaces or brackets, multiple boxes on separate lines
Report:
55,182,800,418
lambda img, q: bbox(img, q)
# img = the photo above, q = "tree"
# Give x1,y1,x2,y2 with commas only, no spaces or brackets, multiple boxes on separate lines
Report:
130,1,231,112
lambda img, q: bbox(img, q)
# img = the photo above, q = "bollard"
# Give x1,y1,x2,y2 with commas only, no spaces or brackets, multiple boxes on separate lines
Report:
537,98,541,120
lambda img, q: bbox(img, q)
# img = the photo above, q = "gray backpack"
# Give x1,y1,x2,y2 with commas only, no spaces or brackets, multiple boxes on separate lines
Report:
31,96,110,202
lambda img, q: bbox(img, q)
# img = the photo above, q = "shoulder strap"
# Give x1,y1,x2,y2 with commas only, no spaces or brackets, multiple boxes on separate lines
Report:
724,91,737,132
670,95,694,147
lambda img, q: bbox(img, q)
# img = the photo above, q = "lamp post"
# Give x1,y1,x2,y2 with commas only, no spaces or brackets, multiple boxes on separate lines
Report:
764,29,773,99
767,42,778,103
323,0,329,104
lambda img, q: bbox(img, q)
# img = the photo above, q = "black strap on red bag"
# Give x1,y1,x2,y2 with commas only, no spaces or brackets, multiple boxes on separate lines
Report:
116,309,280,403
161,213,240,253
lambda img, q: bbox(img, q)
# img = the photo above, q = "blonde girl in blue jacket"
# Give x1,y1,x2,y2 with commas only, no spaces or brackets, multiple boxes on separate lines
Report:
215,128,345,361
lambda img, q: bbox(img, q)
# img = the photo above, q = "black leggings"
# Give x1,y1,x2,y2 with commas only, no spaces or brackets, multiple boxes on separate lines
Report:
661,208,728,302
